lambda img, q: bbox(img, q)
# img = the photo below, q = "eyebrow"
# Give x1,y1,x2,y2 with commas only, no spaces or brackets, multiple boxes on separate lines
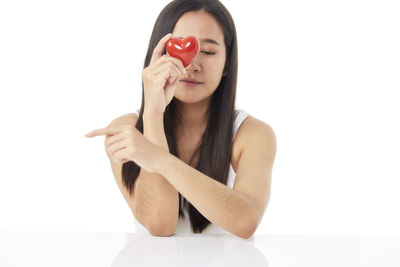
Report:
176,37,220,46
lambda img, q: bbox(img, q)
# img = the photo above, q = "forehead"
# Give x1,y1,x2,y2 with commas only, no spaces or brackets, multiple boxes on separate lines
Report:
172,11,225,47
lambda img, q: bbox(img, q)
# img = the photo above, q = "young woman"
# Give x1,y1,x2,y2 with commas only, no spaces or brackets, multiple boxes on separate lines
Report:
85,0,276,239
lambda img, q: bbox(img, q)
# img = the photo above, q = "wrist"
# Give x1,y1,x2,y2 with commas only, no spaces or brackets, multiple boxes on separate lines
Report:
154,149,175,177
143,108,164,121
143,113,164,129
143,111,164,131
142,110,170,153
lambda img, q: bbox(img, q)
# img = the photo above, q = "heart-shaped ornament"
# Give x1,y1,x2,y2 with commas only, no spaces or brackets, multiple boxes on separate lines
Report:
166,36,200,67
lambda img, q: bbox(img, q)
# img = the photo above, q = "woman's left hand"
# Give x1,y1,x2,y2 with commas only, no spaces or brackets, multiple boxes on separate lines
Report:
84,124,165,173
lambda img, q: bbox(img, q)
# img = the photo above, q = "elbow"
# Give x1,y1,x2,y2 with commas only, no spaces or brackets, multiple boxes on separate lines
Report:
236,223,257,239
146,223,176,237
235,211,260,239
140,209,178,237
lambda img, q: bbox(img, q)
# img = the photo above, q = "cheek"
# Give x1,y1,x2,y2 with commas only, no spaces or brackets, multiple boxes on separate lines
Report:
205,56,225,74
203,62,225,89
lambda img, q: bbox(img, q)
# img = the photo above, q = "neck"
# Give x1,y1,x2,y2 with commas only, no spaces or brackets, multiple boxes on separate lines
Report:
175,98,210,138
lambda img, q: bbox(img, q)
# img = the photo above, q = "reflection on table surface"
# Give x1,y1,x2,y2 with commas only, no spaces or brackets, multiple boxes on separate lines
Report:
1,231,399,267
112,233,266,267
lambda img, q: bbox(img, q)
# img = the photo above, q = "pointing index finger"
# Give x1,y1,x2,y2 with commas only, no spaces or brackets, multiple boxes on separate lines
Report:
84,126,122,137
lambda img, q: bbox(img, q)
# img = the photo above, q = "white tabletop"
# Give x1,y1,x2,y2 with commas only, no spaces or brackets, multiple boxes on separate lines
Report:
1,231,399,267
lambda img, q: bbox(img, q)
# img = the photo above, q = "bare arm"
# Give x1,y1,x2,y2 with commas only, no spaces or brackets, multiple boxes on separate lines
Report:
108,112,179,236
153,117,276,239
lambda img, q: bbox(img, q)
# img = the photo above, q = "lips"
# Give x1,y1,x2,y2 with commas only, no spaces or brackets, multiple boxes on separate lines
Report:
180,78,203,84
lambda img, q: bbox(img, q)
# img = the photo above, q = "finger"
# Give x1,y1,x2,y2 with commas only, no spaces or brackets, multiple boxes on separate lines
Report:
149,33,172,66
105,132,125,146
85,126,123,138
153,55,187,75
154,68,180,84
168,55,187,74
152,61,183,79
108,141,127,158
114,148,129,163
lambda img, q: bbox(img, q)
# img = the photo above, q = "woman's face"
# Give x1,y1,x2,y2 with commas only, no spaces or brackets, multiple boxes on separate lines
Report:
171,10,226,104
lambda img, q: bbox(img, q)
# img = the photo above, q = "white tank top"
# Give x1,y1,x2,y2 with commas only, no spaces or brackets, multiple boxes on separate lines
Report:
132,109,249,235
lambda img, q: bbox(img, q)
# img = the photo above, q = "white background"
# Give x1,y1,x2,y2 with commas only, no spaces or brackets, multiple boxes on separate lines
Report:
0,0,399,235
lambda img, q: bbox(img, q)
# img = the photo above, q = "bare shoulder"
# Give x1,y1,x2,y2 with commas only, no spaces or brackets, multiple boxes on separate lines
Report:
108,113,138,127
236,115,277,155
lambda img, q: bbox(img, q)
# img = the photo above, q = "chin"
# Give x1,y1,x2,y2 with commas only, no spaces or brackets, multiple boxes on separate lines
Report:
174,91,213,104
173,95,202,104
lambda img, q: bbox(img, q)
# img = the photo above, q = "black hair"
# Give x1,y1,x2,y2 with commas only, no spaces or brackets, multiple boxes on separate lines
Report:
122,0,238,233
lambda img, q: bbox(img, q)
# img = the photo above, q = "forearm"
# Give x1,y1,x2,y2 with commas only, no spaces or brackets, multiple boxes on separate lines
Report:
156,152,258,238
133,112,179,234
143,112,169,152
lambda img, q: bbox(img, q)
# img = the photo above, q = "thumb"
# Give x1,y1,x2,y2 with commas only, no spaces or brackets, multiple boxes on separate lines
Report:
168,76,176,84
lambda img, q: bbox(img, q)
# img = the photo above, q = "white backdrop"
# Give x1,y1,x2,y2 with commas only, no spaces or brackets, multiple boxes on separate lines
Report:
0,0,399,235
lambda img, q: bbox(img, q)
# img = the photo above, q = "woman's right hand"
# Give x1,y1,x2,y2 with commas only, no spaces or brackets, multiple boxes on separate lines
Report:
142,33,187,116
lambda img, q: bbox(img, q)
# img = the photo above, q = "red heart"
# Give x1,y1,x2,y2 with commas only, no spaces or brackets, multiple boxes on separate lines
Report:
166,36,200,67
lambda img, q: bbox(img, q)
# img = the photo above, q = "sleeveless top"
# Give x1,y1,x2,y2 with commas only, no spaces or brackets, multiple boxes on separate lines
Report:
132,108,250,235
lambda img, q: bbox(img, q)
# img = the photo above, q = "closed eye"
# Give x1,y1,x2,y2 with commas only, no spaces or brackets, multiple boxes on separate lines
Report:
201,51,215,55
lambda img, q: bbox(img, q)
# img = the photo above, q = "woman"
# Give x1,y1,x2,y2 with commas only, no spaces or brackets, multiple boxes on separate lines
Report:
85,0,276,239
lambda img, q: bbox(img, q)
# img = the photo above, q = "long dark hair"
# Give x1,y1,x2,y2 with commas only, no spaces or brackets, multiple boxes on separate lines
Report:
122,0,238,233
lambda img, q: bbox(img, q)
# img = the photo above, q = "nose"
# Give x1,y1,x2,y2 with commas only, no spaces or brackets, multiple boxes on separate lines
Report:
186,57,201,73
